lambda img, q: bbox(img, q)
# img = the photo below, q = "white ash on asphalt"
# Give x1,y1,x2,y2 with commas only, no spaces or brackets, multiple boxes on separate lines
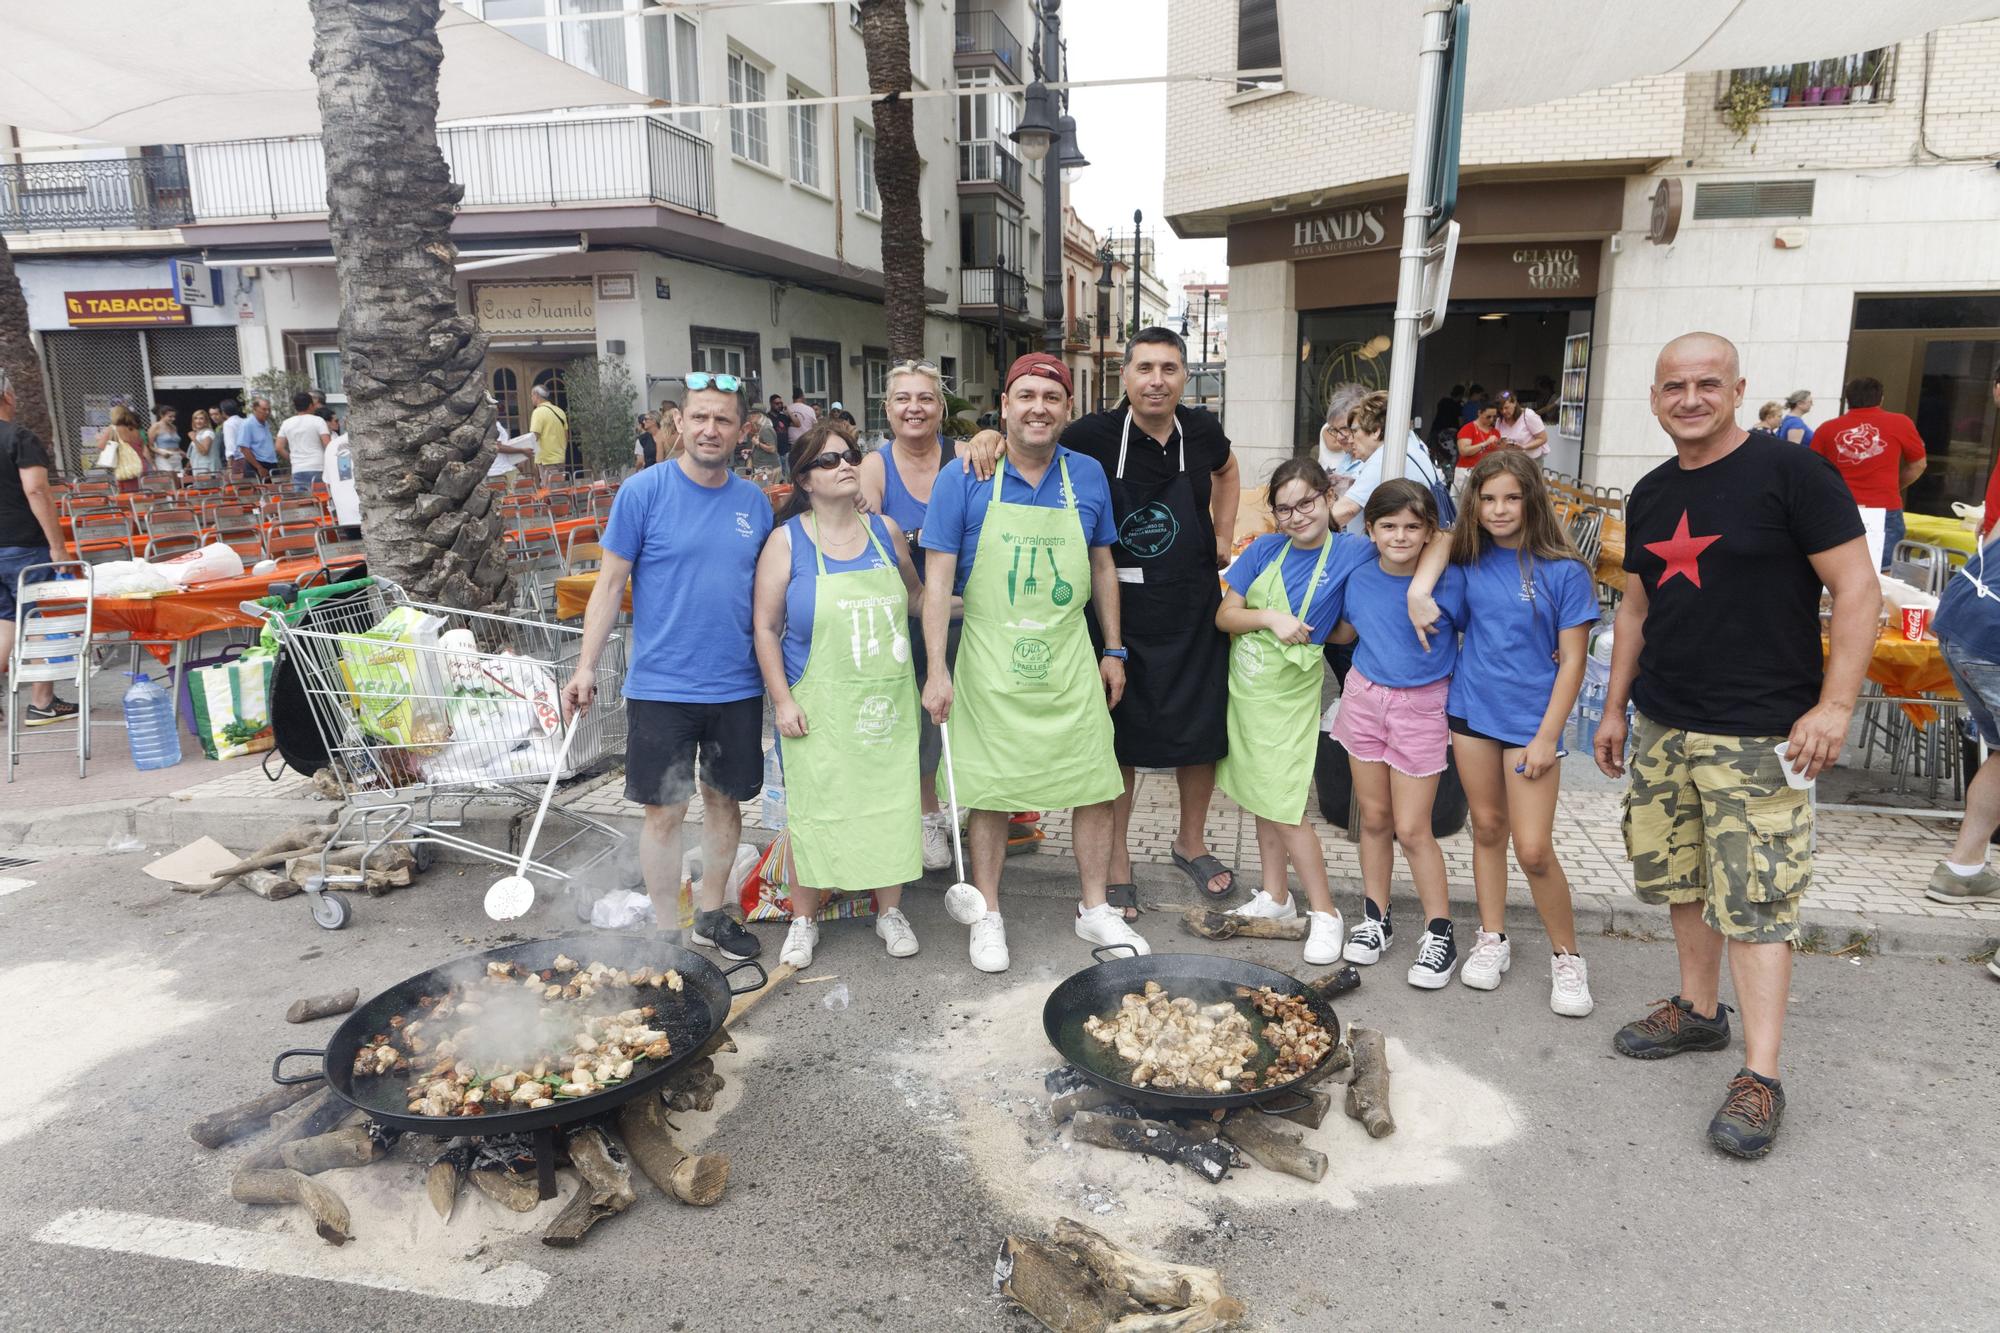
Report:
0,952,219,1147
887,978,1520,1244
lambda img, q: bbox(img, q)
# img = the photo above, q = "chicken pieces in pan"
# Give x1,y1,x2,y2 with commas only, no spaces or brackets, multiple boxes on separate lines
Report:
1080,980,1334,1094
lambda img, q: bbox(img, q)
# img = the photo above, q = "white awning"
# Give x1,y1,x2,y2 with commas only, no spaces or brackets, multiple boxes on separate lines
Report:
1276,0,2000,113
0,1,651,147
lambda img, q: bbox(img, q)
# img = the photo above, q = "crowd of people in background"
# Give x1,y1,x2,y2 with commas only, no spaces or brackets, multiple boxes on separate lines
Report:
82,390,346,494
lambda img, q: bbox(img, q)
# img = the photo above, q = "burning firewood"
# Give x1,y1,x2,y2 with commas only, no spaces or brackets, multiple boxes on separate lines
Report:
996,1218,1246,1332
542,1127,636,1247
1343,1024,1394,1138
1068,1111,1232,1184
470,1166,542,1213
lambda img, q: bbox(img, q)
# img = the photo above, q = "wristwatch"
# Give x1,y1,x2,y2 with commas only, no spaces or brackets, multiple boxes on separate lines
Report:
1101,647,1128,661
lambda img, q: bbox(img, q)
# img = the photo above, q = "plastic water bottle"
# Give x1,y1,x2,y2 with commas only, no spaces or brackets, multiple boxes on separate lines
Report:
759,743,786,832
122,671,183,770
1576,659,1609,755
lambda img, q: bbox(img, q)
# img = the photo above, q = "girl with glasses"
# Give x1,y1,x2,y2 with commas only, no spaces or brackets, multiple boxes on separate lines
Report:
753,418,928,968
1214,457,1379,965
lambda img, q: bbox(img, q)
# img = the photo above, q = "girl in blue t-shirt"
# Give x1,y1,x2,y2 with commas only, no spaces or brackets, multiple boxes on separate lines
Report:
1408,451,1598,1016
1214,458,1376,965
1328,479,1469,989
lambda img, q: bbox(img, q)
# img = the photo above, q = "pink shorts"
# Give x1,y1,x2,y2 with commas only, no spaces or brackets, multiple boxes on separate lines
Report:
1331,669,1451,778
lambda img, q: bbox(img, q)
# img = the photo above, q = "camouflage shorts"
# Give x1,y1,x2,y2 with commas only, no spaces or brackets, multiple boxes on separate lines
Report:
1621,711,1813,944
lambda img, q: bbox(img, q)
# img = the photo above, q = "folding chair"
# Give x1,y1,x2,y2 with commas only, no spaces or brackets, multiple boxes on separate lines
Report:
205,502,260,541
1568,507,1607,572
313,527,368,578
6,561,93,780
72,511,134,565
562,522,602,571
506,528,566,616
220,534,269,564
265,529,321,562
139,473,180,494
544,491,574,519
1889,542,1947,596
184,475,225,496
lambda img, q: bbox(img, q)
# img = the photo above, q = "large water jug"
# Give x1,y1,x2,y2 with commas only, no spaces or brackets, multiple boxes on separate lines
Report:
123,671,183,770
759,743,786,832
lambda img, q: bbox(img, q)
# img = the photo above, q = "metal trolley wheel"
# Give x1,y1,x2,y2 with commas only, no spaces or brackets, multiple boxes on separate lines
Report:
306,878,352,930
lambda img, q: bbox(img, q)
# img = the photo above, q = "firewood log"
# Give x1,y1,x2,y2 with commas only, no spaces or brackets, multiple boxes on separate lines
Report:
241,1087,353,1169
469,1167,542,1213
205,826,333,885
542,1126,635,1247
284,989,359,1024
231,1168,351,1245
1069,1112,1231,1183
426,1146,466,1221
1178,907,1308,942
997,1220,1248,1332
1217,1111,1327,1183
187,1081,321,1149
1344,1024,1394,1138
1267,1088,1335,1130
617,1091,730,1206
280,1125,385,1175
995,1234,1142,1332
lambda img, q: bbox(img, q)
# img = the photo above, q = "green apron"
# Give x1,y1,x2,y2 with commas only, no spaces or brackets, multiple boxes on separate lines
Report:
787,516,923,890
947,454,1122,811
1215,538,1334,824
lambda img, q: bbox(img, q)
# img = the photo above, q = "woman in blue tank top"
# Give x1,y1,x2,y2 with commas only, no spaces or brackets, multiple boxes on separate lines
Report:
858,360,965,873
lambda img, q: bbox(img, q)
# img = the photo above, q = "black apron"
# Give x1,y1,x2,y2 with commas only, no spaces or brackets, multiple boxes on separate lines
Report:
1086,409,1230,769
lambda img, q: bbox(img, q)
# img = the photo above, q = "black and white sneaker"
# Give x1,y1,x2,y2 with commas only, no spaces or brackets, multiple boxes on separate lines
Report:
690,908,762,961
23,699,80,728
1406,920,1458,989
1343,901,1393,965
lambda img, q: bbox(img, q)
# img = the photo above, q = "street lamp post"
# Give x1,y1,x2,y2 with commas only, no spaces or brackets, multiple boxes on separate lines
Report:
1095,245,1114,413
1130,209,1144,338
1010,0,1086,359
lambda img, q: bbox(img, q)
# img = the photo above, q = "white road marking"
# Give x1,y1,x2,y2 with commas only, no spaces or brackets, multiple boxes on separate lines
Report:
0,877,33,896
35,1208,551,1309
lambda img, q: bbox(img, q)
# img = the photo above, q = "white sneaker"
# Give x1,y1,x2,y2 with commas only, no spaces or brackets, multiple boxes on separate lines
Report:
1075,902,1152,956
1550,952,1594,1017
921,811,953,872
1228,889,1299,922
1303,910,1345,966
875,907,919,958
1460,930,1511,991
944,881,988,926
969,912,1010,972
779,916,818,969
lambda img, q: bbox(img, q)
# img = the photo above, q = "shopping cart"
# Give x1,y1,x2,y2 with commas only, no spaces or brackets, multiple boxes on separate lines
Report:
242,575,627,929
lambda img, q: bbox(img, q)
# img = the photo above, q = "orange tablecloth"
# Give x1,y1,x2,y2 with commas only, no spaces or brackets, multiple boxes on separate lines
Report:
1594,516,1625,591
555,570,629,621
1832,628,1955,725
93,558,333,661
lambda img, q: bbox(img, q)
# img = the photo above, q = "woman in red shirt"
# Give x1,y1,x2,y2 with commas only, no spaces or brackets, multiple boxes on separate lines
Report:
1454,401,1502,470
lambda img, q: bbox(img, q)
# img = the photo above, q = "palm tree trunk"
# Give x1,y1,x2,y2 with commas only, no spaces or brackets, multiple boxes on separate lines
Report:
0,231,56,449
858,0,926,363
308,0,507,610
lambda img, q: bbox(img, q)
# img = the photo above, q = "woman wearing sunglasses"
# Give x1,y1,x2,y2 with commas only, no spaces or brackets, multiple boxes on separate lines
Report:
858,359,964,873
753,418,928,967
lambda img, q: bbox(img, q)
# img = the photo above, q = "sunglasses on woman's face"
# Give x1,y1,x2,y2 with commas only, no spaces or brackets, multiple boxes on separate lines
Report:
802,446,864,472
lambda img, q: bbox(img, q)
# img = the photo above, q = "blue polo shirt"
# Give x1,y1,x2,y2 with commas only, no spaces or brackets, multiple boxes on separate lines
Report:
238,415,278,463
602,459,774,702
1224,532,1377,645
920,446,1116,595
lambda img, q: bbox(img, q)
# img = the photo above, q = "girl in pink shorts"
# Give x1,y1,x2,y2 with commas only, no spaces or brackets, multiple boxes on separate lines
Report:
1329,479,1470,989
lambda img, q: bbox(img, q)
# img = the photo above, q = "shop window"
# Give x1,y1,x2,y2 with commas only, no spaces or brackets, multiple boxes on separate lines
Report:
855,126,880,215
1849,294,2000,520
788,84,822,190
794,352,830,408
491,367,521,434
862,350,890,438
307,347,346,404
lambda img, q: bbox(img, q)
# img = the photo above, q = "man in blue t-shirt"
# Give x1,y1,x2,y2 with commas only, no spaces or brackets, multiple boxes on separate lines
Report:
566,373,773,961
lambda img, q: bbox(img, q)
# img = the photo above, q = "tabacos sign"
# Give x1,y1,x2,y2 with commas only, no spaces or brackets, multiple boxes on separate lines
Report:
65,288,189,327
1292,204,1389,257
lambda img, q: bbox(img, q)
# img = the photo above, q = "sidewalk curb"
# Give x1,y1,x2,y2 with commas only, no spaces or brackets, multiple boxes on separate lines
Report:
9,795,1996,959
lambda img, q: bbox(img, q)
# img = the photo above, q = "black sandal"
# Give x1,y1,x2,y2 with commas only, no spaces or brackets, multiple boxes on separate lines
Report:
1171,849,1235,899
1104,882,1141,921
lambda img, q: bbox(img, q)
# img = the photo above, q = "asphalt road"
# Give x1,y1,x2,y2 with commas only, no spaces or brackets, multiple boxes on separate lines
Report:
0,844,1992,1332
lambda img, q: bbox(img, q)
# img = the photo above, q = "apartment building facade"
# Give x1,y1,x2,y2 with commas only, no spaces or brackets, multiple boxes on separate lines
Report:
1166,2,2000,511
1,0,1086,467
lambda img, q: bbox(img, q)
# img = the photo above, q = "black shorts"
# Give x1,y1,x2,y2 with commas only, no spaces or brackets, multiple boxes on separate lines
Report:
625,697,763,807
1447,714,1526,748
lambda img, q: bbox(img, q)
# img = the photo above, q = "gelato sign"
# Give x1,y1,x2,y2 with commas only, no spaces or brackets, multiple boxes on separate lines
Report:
1511,247,1584,292
1292,204,1389,257
471,280,596,336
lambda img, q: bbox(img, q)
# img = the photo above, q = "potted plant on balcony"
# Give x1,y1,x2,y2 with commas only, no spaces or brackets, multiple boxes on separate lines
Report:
1722,77,1773,142
1851,51,1883,103
1802,59,1828,105
1784,62,1808,106
1823,55,1852,105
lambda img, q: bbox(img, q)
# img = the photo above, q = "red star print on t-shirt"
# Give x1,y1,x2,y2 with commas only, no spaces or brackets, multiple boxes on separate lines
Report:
1644,510,1722,590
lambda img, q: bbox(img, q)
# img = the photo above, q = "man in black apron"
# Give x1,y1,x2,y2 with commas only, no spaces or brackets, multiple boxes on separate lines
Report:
1064,327,1240,907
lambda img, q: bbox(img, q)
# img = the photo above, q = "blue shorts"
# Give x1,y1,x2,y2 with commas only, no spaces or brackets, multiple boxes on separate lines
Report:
1940,638,2000,747
292,470,323,490
0,545,55,623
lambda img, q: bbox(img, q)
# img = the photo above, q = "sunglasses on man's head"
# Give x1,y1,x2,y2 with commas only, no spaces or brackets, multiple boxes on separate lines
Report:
686,372,743,392
802,446,865,472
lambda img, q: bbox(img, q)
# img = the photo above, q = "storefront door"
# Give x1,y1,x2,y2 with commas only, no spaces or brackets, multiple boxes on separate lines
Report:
487,354,570,439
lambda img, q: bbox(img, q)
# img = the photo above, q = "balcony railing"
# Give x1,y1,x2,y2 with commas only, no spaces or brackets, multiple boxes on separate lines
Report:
955,9,1023,82
1726,47,1895,108
186,114,716,221
960,266,1027,312
956,139,1022,196
0,154,195,232
1066,316,1092,347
